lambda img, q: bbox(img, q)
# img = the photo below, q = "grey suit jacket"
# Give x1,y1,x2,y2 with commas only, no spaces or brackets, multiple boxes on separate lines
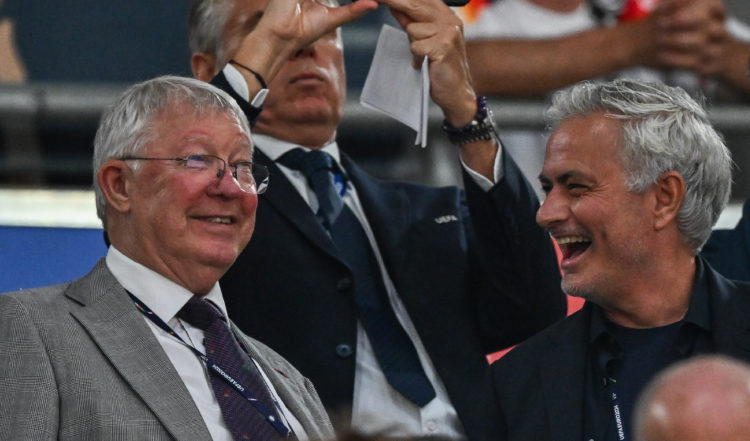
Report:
0,259,334,441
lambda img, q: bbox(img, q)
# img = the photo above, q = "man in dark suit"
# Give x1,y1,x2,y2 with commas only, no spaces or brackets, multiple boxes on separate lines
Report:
187,0,567,438
490,79,750,441
0,76,332,441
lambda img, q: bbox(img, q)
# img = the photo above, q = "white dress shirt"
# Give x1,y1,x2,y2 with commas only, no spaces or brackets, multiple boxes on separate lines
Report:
106,246,308,441
254,133,503,439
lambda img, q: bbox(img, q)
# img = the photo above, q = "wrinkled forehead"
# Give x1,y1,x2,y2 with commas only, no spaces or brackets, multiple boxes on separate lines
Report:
148,105,251,148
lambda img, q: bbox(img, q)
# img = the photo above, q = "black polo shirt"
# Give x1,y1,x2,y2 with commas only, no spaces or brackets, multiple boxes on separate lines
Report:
582,259,713,441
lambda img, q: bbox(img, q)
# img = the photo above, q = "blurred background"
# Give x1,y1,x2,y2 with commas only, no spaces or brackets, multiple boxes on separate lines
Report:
1,0,749,291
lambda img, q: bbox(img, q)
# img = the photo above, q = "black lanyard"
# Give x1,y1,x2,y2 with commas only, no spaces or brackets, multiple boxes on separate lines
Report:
608,377,627,441
128,292,292,438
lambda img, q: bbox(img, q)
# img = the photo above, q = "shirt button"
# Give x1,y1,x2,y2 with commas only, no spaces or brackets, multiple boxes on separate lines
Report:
336,344,353,359
337,277,352,292
426,421,436,432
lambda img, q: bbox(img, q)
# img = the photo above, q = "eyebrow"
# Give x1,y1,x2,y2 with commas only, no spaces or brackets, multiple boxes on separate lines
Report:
539,171,590,185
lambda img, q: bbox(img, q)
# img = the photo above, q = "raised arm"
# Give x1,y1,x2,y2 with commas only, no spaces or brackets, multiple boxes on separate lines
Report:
379,0,498,180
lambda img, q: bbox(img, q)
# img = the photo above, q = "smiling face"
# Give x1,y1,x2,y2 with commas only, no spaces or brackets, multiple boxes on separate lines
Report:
120,106,257,293
537,112,655,304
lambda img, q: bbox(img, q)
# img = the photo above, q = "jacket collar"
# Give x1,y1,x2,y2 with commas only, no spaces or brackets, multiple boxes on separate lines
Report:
65,260,213,440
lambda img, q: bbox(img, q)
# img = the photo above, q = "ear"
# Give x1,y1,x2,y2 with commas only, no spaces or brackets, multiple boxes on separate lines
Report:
191,52,219,82
97,160,134,217
653,170,686,231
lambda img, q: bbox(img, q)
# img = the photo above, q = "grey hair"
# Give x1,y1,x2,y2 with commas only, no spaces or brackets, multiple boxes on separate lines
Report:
188,0,233,66
546,79,732,253
93,75,251,227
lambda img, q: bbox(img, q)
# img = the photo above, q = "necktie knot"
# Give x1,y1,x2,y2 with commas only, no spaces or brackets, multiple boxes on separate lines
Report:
277,148,346,228
277,148,339,180
177,296,224,331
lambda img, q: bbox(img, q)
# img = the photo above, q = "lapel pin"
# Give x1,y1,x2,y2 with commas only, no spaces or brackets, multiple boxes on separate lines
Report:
434,215,459,224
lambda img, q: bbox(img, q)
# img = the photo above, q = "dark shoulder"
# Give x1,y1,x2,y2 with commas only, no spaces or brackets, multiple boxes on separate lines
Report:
492,306,589,372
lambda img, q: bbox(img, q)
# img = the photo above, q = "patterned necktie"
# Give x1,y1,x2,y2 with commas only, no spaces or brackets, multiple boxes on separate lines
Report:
177,296,289,441
277,148,437,407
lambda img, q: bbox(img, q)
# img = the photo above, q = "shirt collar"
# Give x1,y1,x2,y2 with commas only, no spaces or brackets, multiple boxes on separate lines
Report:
252,133,342,165
105,246,228,323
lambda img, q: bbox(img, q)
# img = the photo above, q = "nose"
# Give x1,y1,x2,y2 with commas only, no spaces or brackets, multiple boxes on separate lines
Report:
209,164,245,197
292,39,320,59
536,189,568,229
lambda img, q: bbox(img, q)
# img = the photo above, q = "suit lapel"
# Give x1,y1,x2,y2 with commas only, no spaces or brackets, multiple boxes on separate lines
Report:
256,149,340,259
67,261,213,441
539,307,591,441
340,153,410,275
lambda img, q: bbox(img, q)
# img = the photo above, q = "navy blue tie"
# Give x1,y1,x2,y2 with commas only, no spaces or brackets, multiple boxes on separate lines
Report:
277,148,436,407
177,296,289,441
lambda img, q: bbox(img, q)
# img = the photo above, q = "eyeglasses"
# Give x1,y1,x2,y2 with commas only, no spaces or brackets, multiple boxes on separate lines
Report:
119,154,269,194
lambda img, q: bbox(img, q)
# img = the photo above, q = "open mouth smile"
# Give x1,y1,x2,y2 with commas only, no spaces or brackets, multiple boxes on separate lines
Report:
555,236,591,261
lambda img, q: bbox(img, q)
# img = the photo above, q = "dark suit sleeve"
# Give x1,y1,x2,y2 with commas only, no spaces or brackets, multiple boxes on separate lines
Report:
464,148,566,351
702,199,750,282
210,71,263,128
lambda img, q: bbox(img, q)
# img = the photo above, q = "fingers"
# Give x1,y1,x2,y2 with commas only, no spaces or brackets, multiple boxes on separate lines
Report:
389,7,412,29
407,22,463,62
379,0,442,22
381,0,476,121
657,0,725,31
650,0,730,73
258,0,377,53
324,0,379,30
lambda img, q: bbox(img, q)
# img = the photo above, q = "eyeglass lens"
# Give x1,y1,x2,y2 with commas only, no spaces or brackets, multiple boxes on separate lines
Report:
184,155,267,194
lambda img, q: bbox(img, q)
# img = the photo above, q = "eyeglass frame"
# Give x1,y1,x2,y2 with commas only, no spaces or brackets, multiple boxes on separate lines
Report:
118,154,269,194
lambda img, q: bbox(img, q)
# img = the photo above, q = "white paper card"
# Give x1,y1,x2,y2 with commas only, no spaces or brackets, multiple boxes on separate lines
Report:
360,24,430,147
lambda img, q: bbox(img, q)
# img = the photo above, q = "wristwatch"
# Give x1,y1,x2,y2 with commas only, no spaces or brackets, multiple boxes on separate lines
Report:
441,96,498,146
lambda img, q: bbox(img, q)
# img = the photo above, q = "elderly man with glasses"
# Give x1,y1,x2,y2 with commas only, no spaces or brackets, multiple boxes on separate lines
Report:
0,75,333,441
